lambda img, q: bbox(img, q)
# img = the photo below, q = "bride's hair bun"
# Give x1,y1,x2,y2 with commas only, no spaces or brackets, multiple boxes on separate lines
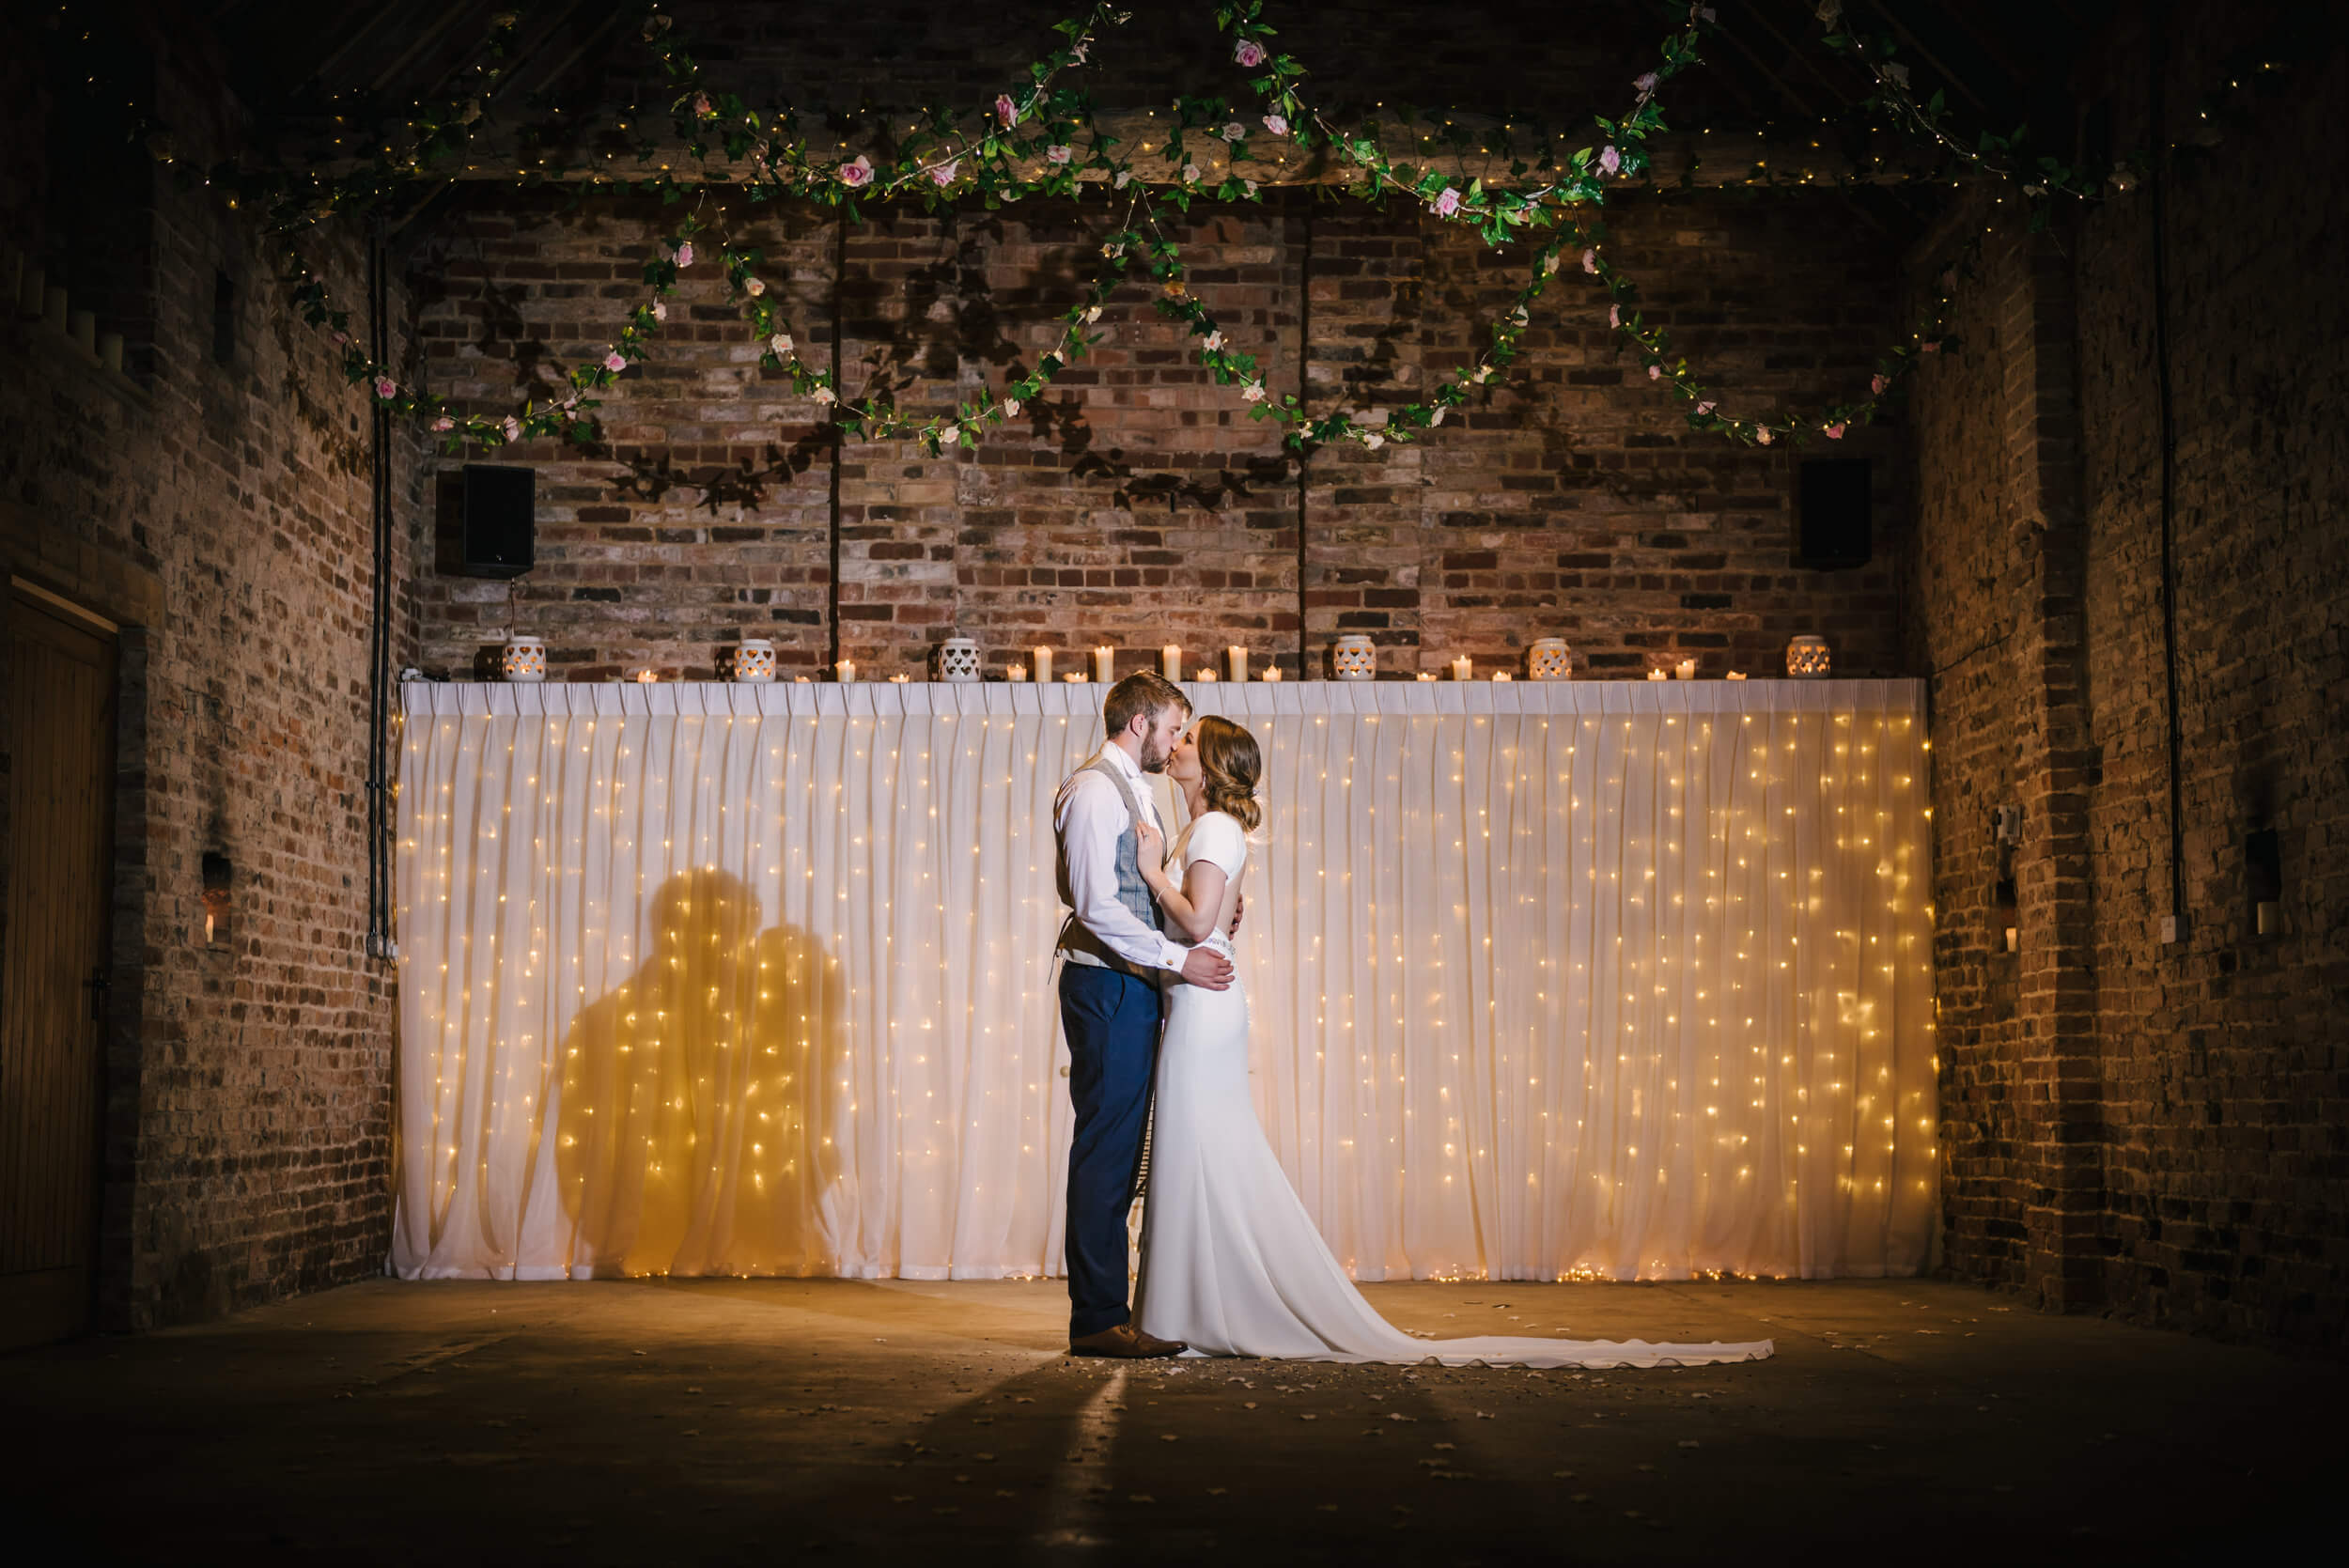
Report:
1192,715,1263,832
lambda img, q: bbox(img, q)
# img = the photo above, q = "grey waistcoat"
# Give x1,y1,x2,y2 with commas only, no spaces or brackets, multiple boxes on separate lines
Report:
1056,756,1163,976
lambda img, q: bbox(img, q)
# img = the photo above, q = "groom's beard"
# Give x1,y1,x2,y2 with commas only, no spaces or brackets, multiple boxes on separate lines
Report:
1138,736,1173,773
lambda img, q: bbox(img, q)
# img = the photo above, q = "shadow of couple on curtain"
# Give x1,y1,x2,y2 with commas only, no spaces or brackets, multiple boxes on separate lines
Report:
554,869,848,1277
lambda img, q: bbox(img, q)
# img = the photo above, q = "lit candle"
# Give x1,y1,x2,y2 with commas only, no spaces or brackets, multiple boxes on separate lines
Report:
1226,645,1248,683
1007,663,1028,682
1726,670,1747,681
1194,668,1218,683
888,673,910,684
1093,645,1115,683
1262,665,1283,682
1416,672,1436,682
1064,671,1088,684
1646,668,1668,681
1161,644,1182,679
835,659,856,682
1674,658,1698,680
794,674,811,683
2004,926,2019,953
635,667,658,684
1033,646,1053,683
1451,655,1471,681
1490,671,1511,682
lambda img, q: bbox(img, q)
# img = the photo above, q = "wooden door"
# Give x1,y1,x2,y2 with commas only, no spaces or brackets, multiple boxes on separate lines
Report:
0,584,117,1348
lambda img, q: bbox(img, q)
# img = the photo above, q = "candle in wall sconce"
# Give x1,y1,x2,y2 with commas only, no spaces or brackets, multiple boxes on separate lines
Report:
2256,901,2279,936
1452,655,1471,681
1226,645,1248,683
1093,646,1115,684
834,659,857,683
2004,926,2019,954
1033,646,1053,684
1007,663,1028,682
1674,658,1698,680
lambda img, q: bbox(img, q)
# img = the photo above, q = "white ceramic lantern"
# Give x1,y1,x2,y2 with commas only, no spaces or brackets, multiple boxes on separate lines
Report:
1785,634,1831,677
1527,637,1572,681
732,639,776,683
1331,634,1377,680
936,636,980,682
501,636,546,683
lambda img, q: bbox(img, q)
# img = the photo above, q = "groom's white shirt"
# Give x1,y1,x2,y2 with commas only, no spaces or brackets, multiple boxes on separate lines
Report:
1054,741,1190,974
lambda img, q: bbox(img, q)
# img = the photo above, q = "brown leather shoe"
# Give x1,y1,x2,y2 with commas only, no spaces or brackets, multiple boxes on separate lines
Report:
1068,1322,1187,1358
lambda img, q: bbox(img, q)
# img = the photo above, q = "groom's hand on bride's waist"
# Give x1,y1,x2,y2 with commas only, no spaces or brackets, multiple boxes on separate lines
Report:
1179,946,1235,990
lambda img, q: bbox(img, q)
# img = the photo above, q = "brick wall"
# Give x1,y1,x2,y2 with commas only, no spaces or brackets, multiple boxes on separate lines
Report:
1913,7,2349,1348
407,187,1904,682
0,27,412,1329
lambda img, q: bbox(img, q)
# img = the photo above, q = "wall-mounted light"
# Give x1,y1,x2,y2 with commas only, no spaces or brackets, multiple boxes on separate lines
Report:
202,852,232,945
2246,828,2281,937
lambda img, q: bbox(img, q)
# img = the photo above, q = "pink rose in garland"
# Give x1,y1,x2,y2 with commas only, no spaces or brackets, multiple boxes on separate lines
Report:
1262,114,1287,136
1433,186,1461,217
1635,71,1659,94
995,93,1019,126
1582,248,1599,274
604,350,627,372
675,241,693,268
840,155,874,188
431,416,455,432
692,94,712,118
929,159,959,187
501,416,521,442
1920,339,1941,354
1648,365,1662,380
1695,400,1716,416
373,376,397,399
1824,422,1846,439
1598,145,1622,177
1870,373,1890,396
1755,426,1774,445
1047,145,1072,164
1235,40,1267,69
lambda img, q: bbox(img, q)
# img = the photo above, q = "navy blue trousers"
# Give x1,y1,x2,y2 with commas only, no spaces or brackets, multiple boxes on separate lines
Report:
1059,962,1163,1340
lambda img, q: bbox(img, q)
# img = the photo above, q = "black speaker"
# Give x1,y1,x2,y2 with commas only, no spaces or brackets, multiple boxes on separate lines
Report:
1795,458,1872,570
460,464,535,579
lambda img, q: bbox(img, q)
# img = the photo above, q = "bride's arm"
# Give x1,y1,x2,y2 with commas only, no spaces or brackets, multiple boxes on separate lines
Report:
1139,851,1228,944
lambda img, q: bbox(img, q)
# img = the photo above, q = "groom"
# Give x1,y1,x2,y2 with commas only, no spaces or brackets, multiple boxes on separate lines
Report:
1054,671,1233,1357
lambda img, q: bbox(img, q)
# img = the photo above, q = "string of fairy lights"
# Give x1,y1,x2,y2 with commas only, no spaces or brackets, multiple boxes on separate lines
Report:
392,681,1936,1281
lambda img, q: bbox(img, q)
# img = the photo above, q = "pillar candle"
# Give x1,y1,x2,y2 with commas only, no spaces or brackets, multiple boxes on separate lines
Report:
1161,644,1182,679
1007,663,1028,682
1452,655,1471,681
1093,645,1114,683
835,659,856,682
1674,658,1698,680
1646,668,1668,681
1033,646,1052,683
1226,645,1248,683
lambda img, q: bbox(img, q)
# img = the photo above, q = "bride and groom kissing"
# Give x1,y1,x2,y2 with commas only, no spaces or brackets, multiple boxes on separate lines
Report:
1051,672,1774,1369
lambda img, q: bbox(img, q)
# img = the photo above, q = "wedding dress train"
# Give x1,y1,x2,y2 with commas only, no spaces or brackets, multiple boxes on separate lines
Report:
1133,812,1773,1370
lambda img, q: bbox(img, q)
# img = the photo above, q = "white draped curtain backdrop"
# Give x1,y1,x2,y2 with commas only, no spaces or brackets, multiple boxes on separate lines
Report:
392,677,1937,1283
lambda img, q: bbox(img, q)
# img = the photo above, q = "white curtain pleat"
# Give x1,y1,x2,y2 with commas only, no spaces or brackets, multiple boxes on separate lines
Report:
393,678,1936,1283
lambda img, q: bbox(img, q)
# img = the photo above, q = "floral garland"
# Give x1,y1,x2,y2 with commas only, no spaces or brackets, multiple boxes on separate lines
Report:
222,1,1993,458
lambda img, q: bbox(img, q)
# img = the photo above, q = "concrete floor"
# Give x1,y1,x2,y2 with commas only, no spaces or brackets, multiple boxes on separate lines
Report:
2,1277,2337,1563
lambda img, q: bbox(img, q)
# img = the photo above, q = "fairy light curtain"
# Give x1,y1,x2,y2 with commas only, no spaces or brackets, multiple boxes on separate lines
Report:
390,677,1936,1282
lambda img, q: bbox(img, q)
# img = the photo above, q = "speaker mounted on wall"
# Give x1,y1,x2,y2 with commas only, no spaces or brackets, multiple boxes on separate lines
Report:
1795,457,1872,571
459,463,535,579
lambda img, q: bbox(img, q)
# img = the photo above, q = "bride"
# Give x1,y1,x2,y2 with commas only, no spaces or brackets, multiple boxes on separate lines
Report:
1128,715,1773,1370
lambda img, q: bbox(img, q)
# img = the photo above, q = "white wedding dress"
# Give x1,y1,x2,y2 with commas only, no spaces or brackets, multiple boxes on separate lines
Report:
1134,811,1774,1369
